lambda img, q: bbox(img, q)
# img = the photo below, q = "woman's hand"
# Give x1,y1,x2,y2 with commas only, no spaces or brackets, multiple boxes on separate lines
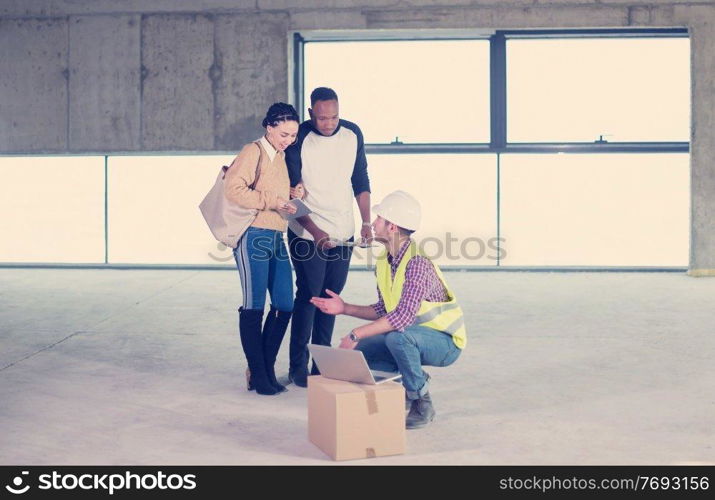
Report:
275,197,297,215
290,183,306,200
310,289,345,315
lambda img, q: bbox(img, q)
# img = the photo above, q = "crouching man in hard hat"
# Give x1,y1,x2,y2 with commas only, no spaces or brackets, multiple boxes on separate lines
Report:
310,190,466,429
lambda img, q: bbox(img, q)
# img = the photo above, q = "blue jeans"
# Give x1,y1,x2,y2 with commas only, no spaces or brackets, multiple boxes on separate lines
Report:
356,325,461,400
233,227,293,312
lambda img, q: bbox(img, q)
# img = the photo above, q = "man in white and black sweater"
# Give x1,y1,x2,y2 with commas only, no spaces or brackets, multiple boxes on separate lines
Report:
285,87,372,387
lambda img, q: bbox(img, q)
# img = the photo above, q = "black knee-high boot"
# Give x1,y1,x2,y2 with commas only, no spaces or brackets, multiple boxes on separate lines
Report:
239,308,278,396
262,306,292,393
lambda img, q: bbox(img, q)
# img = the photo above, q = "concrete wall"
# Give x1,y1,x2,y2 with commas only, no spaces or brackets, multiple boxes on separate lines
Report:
1,0,713,272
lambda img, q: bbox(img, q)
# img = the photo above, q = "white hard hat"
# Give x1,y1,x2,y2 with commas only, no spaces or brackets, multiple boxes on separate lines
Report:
372,190,421,231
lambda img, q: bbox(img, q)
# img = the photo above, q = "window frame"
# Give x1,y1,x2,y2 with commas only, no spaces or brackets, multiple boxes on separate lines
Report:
293,27,689,156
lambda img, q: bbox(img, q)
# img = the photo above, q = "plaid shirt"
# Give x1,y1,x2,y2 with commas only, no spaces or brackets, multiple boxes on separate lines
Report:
372,239,449,332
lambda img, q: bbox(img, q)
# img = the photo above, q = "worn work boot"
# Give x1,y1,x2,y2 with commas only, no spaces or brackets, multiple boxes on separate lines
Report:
262,306,292,393
406,371,430,411
406,392,436,429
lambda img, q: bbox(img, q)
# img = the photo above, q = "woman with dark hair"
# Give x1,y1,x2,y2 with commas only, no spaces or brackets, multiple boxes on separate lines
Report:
224,102,300,395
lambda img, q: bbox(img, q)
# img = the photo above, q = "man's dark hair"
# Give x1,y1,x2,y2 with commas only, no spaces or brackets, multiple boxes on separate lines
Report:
386,219,414,237
262,102,299,128
310,87,339,106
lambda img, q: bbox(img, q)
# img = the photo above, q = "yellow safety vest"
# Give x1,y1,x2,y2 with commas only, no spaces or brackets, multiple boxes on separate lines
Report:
376,241,467,349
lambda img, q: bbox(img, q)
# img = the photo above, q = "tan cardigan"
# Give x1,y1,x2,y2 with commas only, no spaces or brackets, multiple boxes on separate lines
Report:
224,141,290,232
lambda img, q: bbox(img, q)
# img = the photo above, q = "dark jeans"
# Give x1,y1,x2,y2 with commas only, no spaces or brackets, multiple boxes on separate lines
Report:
287,228,353,377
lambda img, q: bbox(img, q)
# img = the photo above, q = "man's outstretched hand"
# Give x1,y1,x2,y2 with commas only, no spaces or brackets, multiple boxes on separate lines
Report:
310,289,345,315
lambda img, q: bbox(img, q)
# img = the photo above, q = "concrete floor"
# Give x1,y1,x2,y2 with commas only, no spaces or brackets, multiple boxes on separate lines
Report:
0,269,713,465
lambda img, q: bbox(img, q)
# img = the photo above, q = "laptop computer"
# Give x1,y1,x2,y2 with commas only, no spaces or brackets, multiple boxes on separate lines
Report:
308,345,402,385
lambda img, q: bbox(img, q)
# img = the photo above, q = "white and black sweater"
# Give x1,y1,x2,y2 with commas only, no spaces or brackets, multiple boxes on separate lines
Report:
285,119,371,241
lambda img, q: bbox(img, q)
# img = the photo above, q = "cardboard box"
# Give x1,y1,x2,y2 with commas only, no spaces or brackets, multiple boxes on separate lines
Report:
308,375,406,461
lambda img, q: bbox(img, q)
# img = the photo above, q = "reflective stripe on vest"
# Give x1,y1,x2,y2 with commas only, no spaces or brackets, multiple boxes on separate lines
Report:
376,241,466,349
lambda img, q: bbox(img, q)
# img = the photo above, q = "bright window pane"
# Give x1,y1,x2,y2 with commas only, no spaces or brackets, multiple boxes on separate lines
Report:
304,40,490,144
507,38,690,142
352,154,498,268
108,155,234,264
499,153,689,266
0,156,104,263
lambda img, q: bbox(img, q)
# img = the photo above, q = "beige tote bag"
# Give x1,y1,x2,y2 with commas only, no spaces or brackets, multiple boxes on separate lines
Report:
199,142,262,248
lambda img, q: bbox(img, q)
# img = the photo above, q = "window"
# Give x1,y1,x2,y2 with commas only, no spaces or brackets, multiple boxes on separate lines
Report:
299,30,690,268
304,40,491,144
499,153,689,266
352,154,498,267
506,37,690,143
0,156,105,263
107,155,234,264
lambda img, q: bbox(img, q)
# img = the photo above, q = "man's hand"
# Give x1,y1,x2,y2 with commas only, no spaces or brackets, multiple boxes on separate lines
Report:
310,289,345,315
359,223,373,246
290,183,306,200
311,228,336,250
338,334,358,350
